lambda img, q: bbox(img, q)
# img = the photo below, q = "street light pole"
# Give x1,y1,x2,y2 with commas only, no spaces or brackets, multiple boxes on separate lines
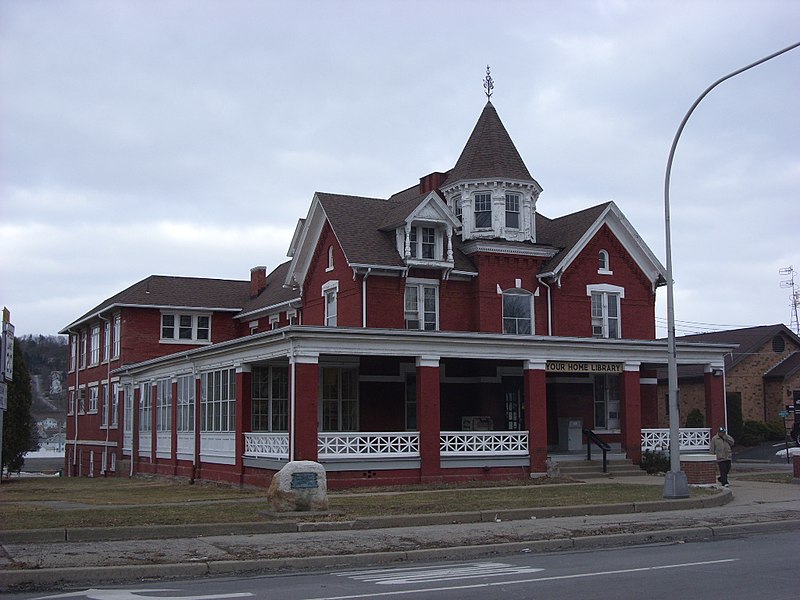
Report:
663,41,800,498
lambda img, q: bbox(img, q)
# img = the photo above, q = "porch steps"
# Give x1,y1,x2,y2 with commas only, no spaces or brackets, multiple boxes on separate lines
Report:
553,459,646,480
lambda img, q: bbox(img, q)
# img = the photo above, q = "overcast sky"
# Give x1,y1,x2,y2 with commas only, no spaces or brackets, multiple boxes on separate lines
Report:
2,0,798,338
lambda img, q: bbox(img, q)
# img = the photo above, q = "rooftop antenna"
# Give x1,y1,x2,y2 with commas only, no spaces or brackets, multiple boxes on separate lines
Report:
483,65,494,100
779,266,800,334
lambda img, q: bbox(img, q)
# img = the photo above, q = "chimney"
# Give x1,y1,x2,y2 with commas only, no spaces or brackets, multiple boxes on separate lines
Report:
419,172,447,194
250,266,267,298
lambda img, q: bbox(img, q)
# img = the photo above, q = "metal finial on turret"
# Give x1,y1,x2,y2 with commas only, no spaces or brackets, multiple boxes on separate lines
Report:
483,65,494,100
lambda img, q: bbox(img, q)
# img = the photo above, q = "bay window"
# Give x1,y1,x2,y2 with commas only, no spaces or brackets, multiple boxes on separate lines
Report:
505,193,520,229
474,192,492,228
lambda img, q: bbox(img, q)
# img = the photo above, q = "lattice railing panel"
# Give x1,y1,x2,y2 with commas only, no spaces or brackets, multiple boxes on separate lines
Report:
641,428,711,451
244,433,290,458
318,432,420,458
440,431,528,456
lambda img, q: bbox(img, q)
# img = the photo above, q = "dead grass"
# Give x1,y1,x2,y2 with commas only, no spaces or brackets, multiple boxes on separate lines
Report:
0,475,719,531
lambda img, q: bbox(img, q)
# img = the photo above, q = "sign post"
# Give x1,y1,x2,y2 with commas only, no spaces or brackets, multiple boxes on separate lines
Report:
0,307,14,481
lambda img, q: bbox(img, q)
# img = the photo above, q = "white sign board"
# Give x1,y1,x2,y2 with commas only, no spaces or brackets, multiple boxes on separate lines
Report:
0,381,7,411
2,321,13,381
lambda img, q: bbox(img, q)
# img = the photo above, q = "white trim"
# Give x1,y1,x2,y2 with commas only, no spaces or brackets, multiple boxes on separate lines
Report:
586,283,626,298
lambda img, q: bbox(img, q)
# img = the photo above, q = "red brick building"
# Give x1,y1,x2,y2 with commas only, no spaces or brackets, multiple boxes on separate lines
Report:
61,101,731,488
657,324,800,430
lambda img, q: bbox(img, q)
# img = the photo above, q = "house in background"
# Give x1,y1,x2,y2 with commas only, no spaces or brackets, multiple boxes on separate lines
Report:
657,324,800,431
61,95,733,488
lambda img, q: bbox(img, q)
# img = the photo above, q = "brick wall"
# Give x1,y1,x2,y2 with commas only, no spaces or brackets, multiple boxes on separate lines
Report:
680,455,718,485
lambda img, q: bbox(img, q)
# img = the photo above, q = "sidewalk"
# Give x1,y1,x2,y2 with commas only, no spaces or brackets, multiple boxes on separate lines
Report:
2,473,799,591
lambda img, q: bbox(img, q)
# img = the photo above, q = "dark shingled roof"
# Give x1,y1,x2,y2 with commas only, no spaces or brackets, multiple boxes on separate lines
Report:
237,260,298,316
537,202,612,272
656,324,800,380
316,192,477,273
61,275,251,332
449,102,534,184
765,351,800,379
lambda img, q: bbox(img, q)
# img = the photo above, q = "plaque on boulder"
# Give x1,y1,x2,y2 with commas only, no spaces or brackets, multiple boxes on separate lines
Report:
267,460,328,512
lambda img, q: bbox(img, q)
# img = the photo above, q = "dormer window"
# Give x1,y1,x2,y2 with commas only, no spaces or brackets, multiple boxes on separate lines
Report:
474,192,492,228
407,225,447,261
505,193,520,229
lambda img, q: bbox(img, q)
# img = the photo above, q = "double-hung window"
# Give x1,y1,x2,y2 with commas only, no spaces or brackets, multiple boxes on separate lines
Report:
112,314,121,358
502,289,532,334
505,193,520,229
322,281,338,326
80,332,87,369
408,226,437,260
588,284,623,339
103,321,111,362
90,326,100,366
474,192,492,228
111,383,120,427
89,386,99,413
161,313,211,343
404,280,438,331
101,383,109,426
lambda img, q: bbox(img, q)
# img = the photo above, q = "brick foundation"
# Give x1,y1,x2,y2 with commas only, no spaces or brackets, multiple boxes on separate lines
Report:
680,454,718,485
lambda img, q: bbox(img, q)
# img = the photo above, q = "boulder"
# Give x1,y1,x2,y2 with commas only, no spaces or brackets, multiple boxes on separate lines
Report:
266,460,329,512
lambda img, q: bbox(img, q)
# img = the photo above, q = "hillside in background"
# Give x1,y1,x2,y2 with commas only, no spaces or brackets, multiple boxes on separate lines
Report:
16,335,67,426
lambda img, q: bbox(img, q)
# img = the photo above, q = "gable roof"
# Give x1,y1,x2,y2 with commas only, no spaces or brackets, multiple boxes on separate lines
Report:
765,351,800,380
678,324,800,372
60,275,251,333
449,101,536,184
536,201,667,287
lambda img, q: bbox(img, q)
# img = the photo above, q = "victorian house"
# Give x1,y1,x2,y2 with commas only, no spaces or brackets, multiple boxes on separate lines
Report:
61,98,732,488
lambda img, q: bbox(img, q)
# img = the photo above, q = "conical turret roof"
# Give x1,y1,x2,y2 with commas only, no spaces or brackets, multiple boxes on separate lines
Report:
449,101,534,184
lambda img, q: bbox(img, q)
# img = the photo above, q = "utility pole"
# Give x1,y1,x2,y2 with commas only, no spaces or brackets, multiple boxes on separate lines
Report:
779,266,799,335
1,307,15,481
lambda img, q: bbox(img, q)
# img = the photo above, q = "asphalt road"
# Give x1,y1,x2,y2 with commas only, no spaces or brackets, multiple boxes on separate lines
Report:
9,530,797,600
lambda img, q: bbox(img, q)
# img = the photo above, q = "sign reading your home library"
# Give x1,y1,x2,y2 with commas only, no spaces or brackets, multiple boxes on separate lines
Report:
546,361,623,374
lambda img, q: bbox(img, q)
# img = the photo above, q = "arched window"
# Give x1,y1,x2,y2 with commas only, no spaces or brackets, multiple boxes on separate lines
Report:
326,246,334,271
503,289,532,334
598,250,611,273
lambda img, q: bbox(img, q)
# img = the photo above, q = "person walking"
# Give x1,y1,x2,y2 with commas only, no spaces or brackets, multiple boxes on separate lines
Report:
710,426,735,486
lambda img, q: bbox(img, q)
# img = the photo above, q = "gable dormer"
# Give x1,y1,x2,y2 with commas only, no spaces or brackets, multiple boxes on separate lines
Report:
440,102,543,244
390,191,460,269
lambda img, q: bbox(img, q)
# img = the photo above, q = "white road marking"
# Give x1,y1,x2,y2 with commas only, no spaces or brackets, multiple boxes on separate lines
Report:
336,561,544,584
33,589,253,600
314,558,739,600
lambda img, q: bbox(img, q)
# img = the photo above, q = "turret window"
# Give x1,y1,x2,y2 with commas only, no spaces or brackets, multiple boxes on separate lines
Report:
474,192,492,228
505,193,520,229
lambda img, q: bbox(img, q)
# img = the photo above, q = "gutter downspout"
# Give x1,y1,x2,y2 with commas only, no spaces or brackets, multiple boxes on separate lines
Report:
361,268,371,328
537,273,555,336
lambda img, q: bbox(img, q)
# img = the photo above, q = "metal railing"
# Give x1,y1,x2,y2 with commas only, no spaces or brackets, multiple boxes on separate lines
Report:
582,428,611,472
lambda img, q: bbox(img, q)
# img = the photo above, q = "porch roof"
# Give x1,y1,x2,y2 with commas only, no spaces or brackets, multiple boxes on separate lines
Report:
114,325,736,379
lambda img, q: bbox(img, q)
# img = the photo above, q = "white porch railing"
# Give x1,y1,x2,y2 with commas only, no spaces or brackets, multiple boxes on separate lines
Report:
440,431,528,457
641,428,711,452
318,432,420,459
244,432,290,458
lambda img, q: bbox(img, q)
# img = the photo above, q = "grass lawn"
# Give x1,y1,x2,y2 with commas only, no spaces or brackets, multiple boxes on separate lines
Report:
0,475,718,531
733,471,794,484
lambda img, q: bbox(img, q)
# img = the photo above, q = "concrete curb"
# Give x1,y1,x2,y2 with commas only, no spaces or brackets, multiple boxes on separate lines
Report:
4,517,798,591
0,489,733,544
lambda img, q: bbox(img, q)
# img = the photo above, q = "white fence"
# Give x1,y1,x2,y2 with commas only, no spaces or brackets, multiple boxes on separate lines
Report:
641,428,711,452
440,431,528,457
318,432,420,459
